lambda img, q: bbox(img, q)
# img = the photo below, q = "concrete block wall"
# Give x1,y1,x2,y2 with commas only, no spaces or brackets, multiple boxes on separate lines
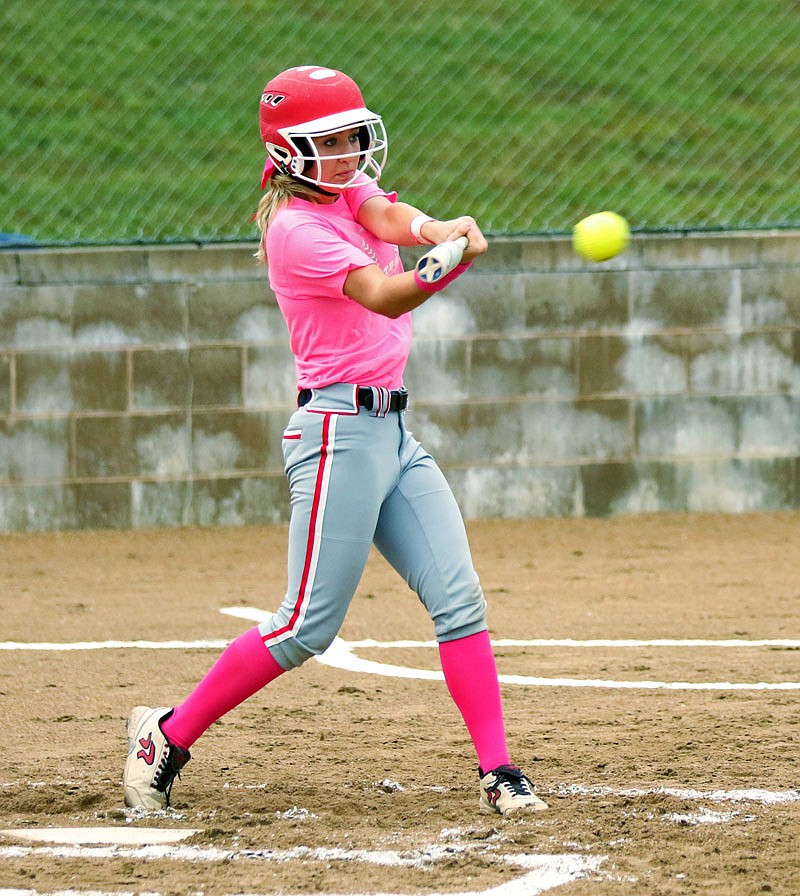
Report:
0,232,797,531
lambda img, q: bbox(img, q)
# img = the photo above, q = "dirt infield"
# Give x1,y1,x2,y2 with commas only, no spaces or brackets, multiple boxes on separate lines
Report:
1,511,799,895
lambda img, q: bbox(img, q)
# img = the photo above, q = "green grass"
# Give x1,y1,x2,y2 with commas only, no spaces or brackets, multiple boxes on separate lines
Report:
3,0,800,244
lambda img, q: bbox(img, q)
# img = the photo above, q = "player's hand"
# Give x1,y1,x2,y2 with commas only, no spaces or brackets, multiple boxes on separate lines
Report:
440,216,488,262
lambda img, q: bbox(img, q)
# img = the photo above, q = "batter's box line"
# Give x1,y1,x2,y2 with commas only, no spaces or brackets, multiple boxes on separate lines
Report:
220,605,800,691
0,842,605,896
2,604,799,690
555,784,800,805
314,636,800,690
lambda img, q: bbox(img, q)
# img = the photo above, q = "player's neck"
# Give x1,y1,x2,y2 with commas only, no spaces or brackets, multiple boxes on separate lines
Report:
293,177,340,204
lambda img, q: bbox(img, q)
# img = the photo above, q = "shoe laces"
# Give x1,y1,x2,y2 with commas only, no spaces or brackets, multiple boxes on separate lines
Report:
487,764,533,796
153,744,190,806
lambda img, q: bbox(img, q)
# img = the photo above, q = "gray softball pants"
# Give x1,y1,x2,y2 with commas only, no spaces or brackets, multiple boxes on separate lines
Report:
258,383,488,670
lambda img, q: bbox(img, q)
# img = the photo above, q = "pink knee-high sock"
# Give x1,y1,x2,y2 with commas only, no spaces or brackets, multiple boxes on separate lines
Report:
438,630,510,771
161,626,284,750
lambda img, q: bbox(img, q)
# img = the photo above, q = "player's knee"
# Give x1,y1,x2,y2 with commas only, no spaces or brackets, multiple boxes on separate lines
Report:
266,630,336,670
429,582,488,640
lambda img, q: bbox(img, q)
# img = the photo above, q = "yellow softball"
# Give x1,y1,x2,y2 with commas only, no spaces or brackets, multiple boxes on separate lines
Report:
573,211,630,262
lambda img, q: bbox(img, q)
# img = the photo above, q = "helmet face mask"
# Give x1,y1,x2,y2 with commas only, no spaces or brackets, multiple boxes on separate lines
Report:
260,66,388,190
268,114,387,188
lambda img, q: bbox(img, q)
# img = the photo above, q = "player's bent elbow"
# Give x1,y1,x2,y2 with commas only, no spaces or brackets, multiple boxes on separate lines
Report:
353,292,403,318
378,303,408,320
345,267,420,318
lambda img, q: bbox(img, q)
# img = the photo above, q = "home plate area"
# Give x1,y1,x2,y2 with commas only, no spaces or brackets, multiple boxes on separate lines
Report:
0,826,604,896
3,781,800,896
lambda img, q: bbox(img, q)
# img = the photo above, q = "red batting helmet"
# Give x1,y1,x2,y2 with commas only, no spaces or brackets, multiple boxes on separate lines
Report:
258,65,388,189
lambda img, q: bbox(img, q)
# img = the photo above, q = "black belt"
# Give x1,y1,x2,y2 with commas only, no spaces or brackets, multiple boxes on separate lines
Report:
298,387,409,413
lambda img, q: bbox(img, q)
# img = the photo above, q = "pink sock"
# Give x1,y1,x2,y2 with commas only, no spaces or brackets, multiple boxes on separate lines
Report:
161,626,284,750
438,630,510,771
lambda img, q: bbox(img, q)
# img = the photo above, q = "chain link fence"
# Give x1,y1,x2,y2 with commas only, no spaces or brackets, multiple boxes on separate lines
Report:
3,0,800,246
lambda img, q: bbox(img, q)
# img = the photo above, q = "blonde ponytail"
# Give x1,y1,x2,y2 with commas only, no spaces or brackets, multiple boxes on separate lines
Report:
254,174,321,264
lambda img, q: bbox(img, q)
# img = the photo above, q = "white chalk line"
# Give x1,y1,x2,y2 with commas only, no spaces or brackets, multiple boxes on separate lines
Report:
0,891,160,896
222,607,800,690
2,604,799,690
0,827,198,846
3,784,798,895
6,636,799,651
0,842,603,896
313,636,800,690
0,639,231,651
2,781,796,806
350,637,800,649
557,784,800,805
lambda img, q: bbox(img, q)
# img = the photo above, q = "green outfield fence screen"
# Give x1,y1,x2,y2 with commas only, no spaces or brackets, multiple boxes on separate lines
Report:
3,0,800,246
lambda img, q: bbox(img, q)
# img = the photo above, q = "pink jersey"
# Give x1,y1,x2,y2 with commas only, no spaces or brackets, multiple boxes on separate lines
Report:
266,179,412,389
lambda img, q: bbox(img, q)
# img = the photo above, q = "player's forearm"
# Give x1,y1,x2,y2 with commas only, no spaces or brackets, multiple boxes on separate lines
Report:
344,266,434,318
358,199,445,247
358,198,486,254
358,200,429,246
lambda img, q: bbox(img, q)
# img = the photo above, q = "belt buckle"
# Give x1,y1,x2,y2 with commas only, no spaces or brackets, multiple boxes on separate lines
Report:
395,387,409,411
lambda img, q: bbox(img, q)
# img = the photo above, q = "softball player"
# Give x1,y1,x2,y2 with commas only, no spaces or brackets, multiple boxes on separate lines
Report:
123,65,546,816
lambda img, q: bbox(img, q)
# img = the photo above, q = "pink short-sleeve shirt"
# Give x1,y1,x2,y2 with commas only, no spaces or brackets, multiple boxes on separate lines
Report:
266,180,412,390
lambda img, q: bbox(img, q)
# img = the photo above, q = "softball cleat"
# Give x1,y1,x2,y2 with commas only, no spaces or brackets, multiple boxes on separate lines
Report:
478,764,548,815
123,705,190,809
